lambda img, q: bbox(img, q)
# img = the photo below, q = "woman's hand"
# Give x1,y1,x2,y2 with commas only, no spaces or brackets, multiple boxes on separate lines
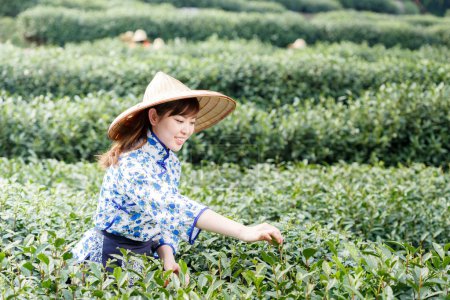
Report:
156,245,190,287
238,222,284,245
196,210,284,246
163,259,190,287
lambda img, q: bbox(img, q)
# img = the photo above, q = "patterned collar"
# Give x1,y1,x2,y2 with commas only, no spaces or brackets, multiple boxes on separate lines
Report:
145,128,170,173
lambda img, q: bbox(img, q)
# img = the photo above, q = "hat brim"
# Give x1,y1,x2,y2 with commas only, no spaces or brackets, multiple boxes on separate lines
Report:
108,90,236,141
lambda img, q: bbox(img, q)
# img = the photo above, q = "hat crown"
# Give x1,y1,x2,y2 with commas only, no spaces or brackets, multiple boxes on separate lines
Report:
143,71,192,103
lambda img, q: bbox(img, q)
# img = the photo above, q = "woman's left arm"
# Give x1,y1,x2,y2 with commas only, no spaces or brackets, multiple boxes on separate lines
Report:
195,209,283,245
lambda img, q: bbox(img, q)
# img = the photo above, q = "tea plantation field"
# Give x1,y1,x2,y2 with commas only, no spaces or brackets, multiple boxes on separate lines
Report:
1,158,449,298
1,0,449,299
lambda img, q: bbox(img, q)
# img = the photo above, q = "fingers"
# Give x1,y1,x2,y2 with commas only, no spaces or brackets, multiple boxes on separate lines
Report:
256,223,284,245
260,232,272,243
271,229,284,245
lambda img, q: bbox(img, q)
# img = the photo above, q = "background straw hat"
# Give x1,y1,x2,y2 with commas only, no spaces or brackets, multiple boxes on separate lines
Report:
132,29,148,42
108,71,236,140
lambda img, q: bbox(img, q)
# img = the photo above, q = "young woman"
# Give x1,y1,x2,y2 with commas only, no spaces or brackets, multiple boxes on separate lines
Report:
72,71,284,282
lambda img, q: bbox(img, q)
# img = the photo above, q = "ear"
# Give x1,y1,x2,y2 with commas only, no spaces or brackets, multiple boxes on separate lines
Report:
148,108,159,126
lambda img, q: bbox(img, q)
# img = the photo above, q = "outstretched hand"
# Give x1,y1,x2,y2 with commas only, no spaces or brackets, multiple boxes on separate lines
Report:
239,222,284,245
163,260,190,287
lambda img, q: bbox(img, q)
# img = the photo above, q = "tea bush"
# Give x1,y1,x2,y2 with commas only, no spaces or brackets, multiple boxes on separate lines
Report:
17,4,450,48
142,0,286,13
252,0,343,13
338,0,399,14
18,4,313,46
1,158,449,298
0,40,448,104
147,0,343,13
1,157,449,245
1,83,449,167
0,0,37,17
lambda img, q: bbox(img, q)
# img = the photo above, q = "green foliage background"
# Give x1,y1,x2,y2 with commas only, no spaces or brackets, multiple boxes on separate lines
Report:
0,0,449,298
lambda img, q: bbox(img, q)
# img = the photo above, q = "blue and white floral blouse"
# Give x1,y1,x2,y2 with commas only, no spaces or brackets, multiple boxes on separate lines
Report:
72,128,209,263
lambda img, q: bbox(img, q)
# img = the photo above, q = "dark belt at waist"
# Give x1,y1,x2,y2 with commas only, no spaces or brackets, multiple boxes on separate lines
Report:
99,230,153,246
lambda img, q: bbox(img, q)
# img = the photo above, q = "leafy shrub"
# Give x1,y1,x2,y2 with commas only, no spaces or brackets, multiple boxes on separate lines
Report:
0,158,448,298
16,4,450,48
38,0,108,10
402,0,420,14
142,0,286,13
262,0,343,12
0,0,37,17
420,0,450,16
2,158,448,245
0,17,27,46
401,13,450,26
428,23,450,47
338,0,399,14
18,5,312,46
1,83,449,168
0,40,448,105
311,11,450,48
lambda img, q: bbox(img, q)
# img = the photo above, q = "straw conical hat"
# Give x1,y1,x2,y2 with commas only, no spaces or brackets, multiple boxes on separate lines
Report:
108,71,236,140
132,29,147,42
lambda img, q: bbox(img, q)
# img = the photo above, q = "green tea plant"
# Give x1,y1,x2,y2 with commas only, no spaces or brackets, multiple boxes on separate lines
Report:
17,4,450,48
0,39,448,104
2,83,449,167
1,159,448,298
142,0,287,13
1,158,448,245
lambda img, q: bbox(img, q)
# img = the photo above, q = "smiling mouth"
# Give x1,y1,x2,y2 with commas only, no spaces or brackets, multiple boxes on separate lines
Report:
175,137,185,144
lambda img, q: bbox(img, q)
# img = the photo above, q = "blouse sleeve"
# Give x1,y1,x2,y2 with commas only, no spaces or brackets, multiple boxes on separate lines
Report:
119,157,208,256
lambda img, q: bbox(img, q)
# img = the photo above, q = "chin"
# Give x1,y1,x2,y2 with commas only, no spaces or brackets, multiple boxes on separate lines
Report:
170,145,183,152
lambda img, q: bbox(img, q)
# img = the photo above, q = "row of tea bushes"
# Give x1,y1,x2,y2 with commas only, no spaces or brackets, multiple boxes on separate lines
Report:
1,157,449,246
263,0,343,12
18,4,313,46
17,4,450,48
267,0,420,14
60,38,450,64
144,0,342,13
316,10,450,26
0,159,448,298
1,40,448,105
311,10,450,48
142,0,286,13
0,0,108,17
1,83,449,167
337,0,412,14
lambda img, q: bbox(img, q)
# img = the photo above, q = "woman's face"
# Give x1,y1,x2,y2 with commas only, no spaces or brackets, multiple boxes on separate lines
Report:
148,108,197,152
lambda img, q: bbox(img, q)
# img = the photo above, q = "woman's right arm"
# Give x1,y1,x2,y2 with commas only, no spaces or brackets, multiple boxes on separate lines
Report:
195,209,283,245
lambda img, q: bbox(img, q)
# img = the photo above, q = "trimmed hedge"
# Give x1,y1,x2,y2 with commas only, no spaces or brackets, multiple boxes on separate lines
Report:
0,17,27,46
17,5,450,48
1,83,449,167
421,0,450,16
1,168,448,298
338,0,399,14
18,5,313,46
311,11,450,49
314,10,450,26
142,0,286,13
38,0,108,10
0,0,37,17
0,0,108,17
0,40,448,107
1,157,449,246
152,0,343,13
260,0,343,13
